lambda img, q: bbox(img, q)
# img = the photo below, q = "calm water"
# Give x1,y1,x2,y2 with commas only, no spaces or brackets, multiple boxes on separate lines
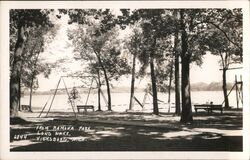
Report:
21,91,242,113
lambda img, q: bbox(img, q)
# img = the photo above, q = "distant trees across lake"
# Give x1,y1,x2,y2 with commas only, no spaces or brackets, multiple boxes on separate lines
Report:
20,81,234,96
191,82,234,91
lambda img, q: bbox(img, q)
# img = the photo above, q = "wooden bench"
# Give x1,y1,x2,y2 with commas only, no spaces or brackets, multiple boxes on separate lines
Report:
21,105,32,112
77,105,94,112
194,104,223,114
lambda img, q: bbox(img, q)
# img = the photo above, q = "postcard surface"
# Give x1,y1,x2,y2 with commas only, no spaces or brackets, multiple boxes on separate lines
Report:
0,1,249,159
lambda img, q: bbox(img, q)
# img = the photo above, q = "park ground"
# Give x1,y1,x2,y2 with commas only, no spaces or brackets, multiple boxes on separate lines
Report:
10,109,242,151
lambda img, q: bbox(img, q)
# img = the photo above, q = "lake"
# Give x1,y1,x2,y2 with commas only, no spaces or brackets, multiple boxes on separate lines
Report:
21,91,242,113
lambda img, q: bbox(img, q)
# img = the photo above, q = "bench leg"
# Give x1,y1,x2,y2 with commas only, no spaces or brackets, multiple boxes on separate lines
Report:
29,106,32,112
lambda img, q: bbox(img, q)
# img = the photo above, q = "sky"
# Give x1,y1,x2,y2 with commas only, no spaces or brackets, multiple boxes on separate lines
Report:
36,13,243,92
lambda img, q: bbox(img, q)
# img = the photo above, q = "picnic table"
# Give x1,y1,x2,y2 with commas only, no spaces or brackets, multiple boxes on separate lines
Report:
194,104,223,114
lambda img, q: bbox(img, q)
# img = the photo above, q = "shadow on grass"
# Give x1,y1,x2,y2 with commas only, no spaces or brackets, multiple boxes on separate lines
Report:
10,118,242,151
11,133,242,151
10,117,31,125
188,111,242,130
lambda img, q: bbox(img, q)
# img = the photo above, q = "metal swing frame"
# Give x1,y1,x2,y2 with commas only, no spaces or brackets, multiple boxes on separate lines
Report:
38,75,104,118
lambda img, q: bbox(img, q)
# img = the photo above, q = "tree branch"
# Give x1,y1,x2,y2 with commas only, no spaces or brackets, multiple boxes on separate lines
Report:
200,20,242,53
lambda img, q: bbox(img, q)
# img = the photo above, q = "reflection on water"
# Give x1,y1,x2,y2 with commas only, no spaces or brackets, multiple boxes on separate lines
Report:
21,91,242,113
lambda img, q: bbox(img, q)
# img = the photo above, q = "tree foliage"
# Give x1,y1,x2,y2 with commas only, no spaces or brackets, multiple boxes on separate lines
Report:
68,21,130,82
67,9,131,110
10,9,54,117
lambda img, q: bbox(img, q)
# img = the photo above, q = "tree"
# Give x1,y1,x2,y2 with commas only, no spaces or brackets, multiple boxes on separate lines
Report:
179,9,193,122
176,8,242,121
67,9,130,111
174,31,181,115
124,27,143,110
201,9,242,59
10,9,53,117
198,9,243,108
133,9,175,115
172,10,181,115
136,12,162,115
119,9,184,115
20,35,42,112
20,25,56,112
68,24,113,110
178,9,209,123
153,36,175,112
201,31,242,109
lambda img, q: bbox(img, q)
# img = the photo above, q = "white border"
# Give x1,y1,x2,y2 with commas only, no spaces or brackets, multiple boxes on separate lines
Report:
0,1,249,9
0,1,249,160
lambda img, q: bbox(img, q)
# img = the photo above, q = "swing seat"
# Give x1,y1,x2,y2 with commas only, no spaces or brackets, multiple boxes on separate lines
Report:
77,105,94,112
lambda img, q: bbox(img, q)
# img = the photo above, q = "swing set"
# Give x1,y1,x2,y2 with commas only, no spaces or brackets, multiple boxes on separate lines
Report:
38,75,108,119
130,84,167,110
222,75,243,108
219,66,243,108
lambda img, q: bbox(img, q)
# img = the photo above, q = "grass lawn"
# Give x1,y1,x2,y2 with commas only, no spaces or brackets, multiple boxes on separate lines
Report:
10,109,242,151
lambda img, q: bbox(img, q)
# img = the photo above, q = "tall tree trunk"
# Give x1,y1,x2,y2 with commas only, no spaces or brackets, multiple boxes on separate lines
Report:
28,45,40,113
222,68,229,108
174,33,181,115
28,76,34,112
180,57,193,122
10,25,27,117
102,66,111,110
175,52,181,115
180,10,193,123
95,51,112,110
129,53,136,110
150,37,159,115
18,80,21,111
173,9,181,115
18,46,26,111
97,69,102,111
168,60,173,112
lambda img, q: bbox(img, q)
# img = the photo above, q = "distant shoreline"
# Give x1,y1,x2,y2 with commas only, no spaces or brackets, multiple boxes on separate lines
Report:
22,89,232,96
21,81,235,96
